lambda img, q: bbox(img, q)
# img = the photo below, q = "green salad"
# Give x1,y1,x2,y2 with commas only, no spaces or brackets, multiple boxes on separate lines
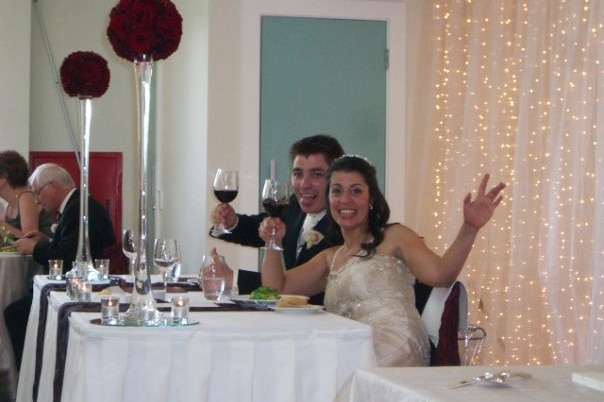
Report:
250,286,279,300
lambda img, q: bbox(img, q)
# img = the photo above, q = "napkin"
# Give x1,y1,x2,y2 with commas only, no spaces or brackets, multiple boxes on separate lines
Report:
572,371,604,391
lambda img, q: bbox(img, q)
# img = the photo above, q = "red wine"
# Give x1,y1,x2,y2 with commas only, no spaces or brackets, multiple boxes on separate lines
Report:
214,190,238,203
262,199,289,218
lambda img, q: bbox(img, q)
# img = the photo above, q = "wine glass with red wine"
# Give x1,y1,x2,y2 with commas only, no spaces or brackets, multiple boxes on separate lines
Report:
211,169,239,236
261,179,290,251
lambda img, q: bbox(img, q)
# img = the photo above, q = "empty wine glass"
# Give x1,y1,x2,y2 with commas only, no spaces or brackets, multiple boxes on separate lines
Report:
211,169,239,236
122,229,136,278
261,179,290,251
153,238,181,301
199,253,226,301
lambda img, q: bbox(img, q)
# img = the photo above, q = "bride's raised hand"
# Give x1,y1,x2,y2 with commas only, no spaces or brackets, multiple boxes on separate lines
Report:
463,173,506,230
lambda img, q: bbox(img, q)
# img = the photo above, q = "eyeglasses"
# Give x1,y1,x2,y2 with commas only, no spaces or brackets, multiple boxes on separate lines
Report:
33,181,51,198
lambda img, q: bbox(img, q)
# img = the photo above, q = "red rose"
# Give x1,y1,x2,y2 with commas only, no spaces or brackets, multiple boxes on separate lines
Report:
60,51,110,98
107,0,183,62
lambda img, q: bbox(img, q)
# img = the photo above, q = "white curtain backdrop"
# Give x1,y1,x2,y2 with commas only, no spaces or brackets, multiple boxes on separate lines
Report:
407,0,604,365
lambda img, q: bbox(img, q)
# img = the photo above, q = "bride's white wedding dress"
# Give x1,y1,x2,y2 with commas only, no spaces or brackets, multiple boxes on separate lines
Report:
325,250,430,367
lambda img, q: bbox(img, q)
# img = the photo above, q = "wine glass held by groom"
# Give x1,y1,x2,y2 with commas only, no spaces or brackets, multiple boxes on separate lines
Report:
211,169,239,236
208,134,344,301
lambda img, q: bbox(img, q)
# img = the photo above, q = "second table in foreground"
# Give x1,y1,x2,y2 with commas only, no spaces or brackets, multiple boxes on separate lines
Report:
336,364,604,401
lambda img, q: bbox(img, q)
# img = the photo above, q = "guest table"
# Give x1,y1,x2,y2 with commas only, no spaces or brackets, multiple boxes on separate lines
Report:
17,275,376,402
336,364,604,401
0,254,42,396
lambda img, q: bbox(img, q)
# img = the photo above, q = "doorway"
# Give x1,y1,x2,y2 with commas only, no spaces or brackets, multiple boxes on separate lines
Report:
260,16,388,192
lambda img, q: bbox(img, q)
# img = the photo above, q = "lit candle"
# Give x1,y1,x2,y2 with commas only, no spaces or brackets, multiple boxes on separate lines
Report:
66,277,81,300
101,296,119,324
171,296,189,324
77,281,92,302
48,259,63,280
95,258,110,280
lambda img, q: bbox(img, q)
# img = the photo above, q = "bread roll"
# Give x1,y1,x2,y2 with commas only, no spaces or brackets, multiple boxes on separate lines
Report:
276,295,309,308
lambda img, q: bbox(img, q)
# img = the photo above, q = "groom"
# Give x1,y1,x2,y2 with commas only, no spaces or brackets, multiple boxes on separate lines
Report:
210,134,345,303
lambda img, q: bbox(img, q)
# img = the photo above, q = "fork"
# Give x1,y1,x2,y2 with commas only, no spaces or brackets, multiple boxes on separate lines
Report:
449,371,532,389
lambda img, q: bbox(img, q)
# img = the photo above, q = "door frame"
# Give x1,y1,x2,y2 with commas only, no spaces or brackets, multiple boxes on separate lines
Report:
240,0,407,223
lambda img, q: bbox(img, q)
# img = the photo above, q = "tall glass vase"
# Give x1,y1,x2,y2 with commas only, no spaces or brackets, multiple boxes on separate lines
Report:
123,54,159,325
69,97,100,281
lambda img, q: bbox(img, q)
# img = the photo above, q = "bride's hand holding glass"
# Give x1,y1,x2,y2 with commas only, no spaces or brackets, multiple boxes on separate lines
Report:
261,179,290,251
258,218,286,249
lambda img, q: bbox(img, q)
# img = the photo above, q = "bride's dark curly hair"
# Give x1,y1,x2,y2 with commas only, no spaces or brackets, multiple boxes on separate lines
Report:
325,155,390,257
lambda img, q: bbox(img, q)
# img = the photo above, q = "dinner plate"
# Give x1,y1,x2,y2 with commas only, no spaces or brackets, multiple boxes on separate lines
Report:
0,251,21,256
229,295,278,309
270,305,324,315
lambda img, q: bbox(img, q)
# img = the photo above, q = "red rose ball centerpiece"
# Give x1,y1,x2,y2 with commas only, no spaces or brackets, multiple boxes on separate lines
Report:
107,0,183,326
60,51,110,281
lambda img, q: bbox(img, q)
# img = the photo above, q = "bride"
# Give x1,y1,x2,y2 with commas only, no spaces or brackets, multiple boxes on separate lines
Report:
259,155,505,366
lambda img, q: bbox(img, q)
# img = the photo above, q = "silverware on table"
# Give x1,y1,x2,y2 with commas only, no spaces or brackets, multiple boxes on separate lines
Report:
448,371,532,389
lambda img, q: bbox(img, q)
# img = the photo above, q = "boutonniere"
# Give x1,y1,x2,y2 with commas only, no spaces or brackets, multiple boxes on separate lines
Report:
303,230,324,249
51,223,58,234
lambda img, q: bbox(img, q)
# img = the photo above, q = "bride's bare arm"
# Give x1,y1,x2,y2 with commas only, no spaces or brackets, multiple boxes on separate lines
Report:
261,248,331,296
397,174,505,287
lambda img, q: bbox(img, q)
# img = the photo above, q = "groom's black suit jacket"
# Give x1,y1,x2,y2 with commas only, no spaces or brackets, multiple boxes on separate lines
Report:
33,189,116,269
211,195,335,304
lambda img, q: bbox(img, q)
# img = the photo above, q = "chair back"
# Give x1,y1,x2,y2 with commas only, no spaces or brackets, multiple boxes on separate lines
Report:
102,242,129,275
420,281,468,365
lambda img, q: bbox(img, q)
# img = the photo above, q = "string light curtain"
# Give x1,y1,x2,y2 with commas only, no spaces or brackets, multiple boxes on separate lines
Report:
407,0,604,365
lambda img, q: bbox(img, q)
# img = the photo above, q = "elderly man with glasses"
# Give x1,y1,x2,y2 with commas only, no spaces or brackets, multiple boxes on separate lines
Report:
14,163,115,265
6,163,115,369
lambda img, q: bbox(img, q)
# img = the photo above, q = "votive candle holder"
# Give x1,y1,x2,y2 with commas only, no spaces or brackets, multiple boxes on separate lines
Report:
77,280,92,302
101,296,120,325
95,258,110,280
48,259,63,280
171,296,189,325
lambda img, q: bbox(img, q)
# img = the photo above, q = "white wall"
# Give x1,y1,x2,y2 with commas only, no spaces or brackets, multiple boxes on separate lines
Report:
29,0,138,232
156,0,209,272
1,0,31,155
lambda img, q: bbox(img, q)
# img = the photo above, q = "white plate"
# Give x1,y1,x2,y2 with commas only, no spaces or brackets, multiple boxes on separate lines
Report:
270,305,324,315
229,295,278,307
0,251,21,256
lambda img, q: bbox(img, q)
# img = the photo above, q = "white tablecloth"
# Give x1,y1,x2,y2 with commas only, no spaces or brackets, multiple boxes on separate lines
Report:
336,364,604,401
0,254,42,396
16,275,192,402
16,275,57,402
18,276,376,402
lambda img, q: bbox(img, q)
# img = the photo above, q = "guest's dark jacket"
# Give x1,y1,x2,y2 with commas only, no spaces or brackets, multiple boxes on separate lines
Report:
210,195,335,304
33,189,116,270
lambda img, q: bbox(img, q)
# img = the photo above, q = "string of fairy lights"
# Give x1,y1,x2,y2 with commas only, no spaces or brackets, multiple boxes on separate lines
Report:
423,0,604,365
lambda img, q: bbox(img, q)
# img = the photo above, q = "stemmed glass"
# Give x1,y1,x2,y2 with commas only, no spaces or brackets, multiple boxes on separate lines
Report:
261,179,290,251
153,238,181,301
122,229,136,279
211,169,239,236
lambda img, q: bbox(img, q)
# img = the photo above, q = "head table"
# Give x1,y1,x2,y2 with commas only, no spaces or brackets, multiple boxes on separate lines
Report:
17,275,376,402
